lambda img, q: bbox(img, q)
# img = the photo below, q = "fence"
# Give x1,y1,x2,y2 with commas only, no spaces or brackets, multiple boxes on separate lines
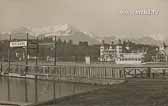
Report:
0,63,125,85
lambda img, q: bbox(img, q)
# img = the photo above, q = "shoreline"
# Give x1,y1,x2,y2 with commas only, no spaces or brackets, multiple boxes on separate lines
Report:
0,73,125,85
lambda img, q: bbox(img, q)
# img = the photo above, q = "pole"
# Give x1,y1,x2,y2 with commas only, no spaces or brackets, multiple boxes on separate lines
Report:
0,63,2,76
8,34,11,74
7,76,10,101
25,33,29,75
7,34,11,101
147,67,151,78
36,37,39,66
54,36,56,66
24,76,28,102
134,69,137,78
53,36,57,100
35,75,38,103
53,79,56,99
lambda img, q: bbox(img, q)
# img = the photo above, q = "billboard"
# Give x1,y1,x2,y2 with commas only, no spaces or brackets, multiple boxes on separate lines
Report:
10,41,27,47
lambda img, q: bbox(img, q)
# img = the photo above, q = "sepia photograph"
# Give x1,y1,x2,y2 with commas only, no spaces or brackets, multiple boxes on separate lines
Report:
0,0,168,106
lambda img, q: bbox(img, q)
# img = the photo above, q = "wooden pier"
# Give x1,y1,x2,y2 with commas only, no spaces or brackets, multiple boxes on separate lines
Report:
1,63,168,85
1,62,168,105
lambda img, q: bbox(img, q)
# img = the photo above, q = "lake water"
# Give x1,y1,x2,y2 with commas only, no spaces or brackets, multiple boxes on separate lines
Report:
0,76,99,103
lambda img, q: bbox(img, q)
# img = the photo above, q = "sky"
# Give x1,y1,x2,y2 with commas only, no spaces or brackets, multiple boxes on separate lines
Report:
0,0,168,38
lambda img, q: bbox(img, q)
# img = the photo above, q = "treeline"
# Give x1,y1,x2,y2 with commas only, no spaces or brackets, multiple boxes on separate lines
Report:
0,38,100,62
0,38,159,62
39,38,100,62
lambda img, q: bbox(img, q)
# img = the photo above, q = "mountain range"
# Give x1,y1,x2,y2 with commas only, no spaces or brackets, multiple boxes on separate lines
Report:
0,24,165,46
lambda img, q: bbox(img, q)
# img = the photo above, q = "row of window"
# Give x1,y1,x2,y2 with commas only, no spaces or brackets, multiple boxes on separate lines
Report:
119,58,142,61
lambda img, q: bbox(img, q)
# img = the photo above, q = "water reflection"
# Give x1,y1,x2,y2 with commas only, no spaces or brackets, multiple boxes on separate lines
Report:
0,76,99,103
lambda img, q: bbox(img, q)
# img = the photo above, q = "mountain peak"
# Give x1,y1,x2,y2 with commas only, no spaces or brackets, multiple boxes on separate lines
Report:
12,26,32,34
29,24,79,35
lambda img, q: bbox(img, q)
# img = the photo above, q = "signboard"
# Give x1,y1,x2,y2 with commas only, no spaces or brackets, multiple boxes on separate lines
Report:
85,56,91,64
10,41,27,47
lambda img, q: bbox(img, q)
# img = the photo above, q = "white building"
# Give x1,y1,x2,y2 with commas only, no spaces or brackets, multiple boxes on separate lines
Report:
99,42,117,62
99,41,144,64
115,53,144,64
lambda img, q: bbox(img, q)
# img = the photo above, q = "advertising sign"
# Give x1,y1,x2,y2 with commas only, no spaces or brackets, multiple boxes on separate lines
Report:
10,41,27,47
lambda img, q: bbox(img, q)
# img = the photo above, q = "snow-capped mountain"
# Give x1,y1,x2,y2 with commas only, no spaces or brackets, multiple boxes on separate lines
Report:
30,24,80,36
0,24,166,45
96,32,166,46
0,24,99,44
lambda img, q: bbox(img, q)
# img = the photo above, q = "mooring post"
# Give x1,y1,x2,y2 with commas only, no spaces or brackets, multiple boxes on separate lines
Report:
25,76,28,102
89,66,91,78
73,65,76,79
112,68,114,79
59,66,61,79
163,69,166,79
134,69,137,78
104,67,106,79
52,78,56,105
123,67,126,79
87,66,89,79
15,63,18,73
119,68,122,79
152,72,155,79
0,63,2,76
147,67,151,78
35,75,38,103
53,79,56,99
7,77,10,101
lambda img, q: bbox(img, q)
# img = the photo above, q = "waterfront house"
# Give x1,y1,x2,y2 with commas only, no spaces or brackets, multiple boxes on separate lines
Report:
99,41,144,64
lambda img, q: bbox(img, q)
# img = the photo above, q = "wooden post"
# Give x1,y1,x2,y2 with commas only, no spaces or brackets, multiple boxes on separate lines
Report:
147,67,151,78
0,63,2,75
162,69,166,79
87,66,89,79
88,66,91,78
134,69,137,78
53,35,57,85
8,35,11,74
119,68,122,79
73,66,76,79
53,79,56,99
35,75,38,103
112,68,114,79
8,35,11,101
36,37,39,67
59,66,61,77
54,36,57,66
104,67,107,79
48,66,50,74
7,77,10,101
25,33,29,75
152,73,155,79
52,78,56,105
123,68,126,79
24,77,28,102
140,69,143,78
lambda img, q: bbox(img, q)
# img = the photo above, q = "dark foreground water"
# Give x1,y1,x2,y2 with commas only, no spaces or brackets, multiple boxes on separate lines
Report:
0,76,99,103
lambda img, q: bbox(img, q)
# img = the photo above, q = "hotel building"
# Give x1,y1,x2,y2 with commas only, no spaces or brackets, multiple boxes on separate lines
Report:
99,41,144,64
